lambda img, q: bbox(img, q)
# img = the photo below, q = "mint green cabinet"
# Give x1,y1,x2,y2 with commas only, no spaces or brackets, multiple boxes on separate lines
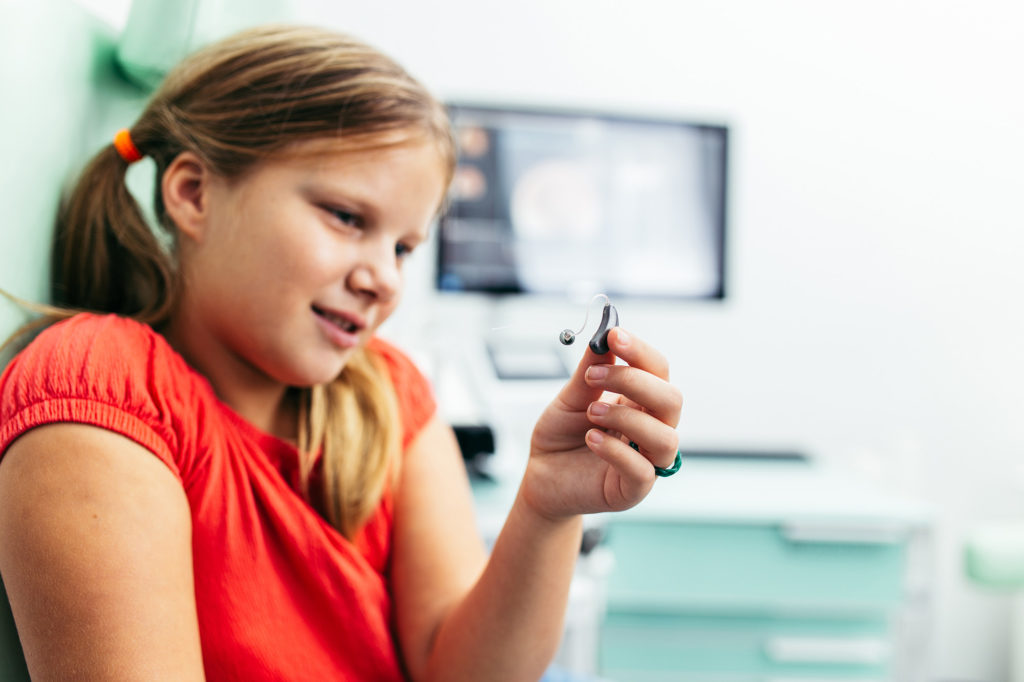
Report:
605,522,906,612
601,611,890,680
597,460,931,681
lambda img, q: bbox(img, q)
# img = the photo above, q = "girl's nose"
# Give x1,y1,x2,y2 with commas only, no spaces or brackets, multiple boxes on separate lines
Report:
347,245,400,303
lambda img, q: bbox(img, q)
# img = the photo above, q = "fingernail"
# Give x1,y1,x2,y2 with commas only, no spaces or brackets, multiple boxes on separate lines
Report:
587,429,605,444
590,401,609,416
587,365,609,381
615,328,630,346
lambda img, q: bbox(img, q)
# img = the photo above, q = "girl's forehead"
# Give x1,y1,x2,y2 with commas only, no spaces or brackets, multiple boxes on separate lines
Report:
230,135,450,213
246,137,444,189
280,130,446,166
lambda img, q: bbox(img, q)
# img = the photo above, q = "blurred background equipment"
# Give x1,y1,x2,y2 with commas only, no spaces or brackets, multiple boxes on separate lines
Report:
439,104,728,301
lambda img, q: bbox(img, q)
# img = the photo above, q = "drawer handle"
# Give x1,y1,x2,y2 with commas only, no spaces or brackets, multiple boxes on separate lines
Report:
764,636,890,664
766,678,885,682
782,521,909,544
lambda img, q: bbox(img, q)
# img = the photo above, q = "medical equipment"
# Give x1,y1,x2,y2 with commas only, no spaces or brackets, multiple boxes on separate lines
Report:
559,294,619,355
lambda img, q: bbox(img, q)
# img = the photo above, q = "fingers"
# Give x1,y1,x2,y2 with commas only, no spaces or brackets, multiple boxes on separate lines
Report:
560,326,682,428
585,429,657,490
605,327,670,381
557,344,613,412
587,401,679,470
584,327,681,471
584,362,682,427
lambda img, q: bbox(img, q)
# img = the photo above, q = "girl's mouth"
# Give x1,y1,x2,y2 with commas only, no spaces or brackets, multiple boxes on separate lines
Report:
312,305,362,334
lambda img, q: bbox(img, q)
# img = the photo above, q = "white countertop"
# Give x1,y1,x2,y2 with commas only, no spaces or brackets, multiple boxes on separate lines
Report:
471,455,933,542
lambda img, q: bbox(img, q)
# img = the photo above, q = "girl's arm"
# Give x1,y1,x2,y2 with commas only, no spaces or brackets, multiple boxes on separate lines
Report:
0,424,205,681
393,327,682,681
391,417,579,682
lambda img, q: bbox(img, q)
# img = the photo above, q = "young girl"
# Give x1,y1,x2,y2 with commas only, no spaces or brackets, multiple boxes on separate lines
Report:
0,25,683,681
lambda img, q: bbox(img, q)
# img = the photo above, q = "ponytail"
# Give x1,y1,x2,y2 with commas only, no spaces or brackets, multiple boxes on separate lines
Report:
2,138,175,360
51,143,177,326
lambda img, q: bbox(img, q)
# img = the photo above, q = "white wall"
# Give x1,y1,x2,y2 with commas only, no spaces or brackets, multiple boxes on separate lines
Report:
73,1,1024,678
295,2,1024,678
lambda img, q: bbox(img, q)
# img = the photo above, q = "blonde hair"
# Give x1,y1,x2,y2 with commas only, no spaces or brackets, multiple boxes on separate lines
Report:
30,25,455,538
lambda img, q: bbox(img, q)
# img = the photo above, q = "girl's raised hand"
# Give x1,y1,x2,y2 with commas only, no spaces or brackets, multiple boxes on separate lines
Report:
520,327,683,521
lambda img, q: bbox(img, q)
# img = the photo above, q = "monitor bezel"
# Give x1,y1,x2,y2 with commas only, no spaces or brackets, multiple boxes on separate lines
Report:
436,101,730,302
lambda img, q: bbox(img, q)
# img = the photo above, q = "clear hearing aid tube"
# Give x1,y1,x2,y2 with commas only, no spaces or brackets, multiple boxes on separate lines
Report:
559,294,619,354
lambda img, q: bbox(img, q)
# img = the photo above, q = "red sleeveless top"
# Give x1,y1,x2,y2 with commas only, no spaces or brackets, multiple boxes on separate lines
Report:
0,313,436,680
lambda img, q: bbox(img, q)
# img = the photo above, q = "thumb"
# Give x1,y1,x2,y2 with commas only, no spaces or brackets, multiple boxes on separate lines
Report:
557,342,613,411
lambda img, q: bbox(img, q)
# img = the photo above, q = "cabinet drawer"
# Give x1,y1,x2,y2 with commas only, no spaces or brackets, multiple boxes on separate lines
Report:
599,611,890,679
604,521,906,611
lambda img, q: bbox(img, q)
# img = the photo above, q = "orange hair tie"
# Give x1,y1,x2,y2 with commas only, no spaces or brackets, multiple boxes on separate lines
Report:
113,128,143,164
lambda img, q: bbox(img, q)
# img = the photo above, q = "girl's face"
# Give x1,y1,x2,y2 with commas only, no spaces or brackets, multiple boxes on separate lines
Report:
176,135,448,391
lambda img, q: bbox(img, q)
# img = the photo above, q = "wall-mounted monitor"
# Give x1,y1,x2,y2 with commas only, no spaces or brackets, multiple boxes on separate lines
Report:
437,103,728,300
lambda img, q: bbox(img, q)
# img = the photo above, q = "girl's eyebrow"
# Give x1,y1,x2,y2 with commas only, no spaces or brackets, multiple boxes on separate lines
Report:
299,180,377,217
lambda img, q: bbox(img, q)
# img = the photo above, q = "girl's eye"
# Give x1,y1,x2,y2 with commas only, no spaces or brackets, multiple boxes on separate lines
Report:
327,207,361,228
395,242,414,259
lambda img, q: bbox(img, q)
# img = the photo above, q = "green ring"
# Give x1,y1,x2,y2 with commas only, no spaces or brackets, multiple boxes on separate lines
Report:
653,450,683,477
630,442,683,477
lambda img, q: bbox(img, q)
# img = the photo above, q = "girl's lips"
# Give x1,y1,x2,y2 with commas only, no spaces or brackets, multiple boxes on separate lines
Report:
311,304,366,331
312,306,364,349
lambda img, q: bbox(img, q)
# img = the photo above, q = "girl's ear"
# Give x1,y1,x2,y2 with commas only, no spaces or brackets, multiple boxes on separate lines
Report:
161,152,211,242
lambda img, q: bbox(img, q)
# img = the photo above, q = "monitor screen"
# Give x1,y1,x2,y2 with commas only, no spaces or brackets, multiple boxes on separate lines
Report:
437,104,728,300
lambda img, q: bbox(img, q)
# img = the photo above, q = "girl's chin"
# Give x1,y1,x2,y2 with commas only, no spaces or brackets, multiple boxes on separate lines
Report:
268,355,352,389
303,352,355,385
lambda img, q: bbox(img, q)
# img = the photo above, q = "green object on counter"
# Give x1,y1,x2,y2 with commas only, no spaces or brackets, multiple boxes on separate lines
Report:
117,0,296,88
965,522,1024,589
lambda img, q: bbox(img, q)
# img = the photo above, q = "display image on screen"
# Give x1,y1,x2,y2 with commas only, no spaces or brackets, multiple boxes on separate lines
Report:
437,104,728,300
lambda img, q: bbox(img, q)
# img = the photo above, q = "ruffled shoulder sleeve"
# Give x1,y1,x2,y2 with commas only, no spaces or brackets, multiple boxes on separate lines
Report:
0,313,201,480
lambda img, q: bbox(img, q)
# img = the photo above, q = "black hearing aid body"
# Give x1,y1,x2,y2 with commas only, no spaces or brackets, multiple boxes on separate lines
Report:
588,303,618,354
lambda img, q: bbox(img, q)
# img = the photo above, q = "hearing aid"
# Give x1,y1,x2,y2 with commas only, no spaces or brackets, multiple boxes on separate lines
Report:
559,294,620,355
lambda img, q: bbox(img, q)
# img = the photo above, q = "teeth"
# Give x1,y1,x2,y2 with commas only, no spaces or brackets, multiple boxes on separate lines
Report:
318,309,357,332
